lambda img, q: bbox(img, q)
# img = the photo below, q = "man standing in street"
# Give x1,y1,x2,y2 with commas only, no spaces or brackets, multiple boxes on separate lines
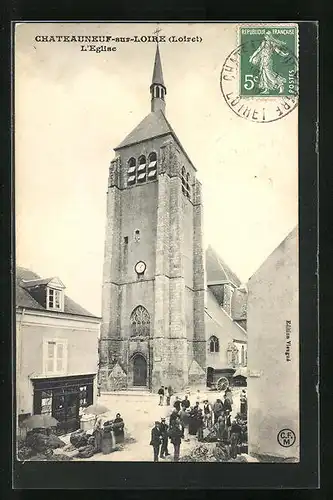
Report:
213,398,223,424
166,386,172,406
173,396,181,412
169,417,183,462
179,406,188,439
159,417,170,458
203,399,212,428
225,387,233,405
150,421,162,462
158,386,165,406
196,408,204,442
169,407,179,426
223,394,232,414
229,418,242,459
181,394,190,410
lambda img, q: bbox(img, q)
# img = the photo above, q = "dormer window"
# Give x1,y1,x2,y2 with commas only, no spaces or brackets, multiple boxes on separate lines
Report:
21,276,65,312
46,278,65,311
48,288,62,310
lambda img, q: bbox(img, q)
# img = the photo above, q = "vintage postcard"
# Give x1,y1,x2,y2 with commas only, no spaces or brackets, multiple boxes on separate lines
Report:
14,22,301,469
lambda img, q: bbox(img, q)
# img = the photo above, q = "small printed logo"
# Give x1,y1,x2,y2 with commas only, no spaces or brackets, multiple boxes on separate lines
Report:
277,429,296,447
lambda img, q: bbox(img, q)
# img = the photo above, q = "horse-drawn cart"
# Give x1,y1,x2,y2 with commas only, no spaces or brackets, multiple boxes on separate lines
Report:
206,368,235,391
206,366,248,390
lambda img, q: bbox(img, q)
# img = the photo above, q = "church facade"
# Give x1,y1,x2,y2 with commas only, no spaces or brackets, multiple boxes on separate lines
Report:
99,45,206,392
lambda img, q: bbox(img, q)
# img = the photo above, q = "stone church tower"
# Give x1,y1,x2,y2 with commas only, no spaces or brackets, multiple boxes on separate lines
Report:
99,44,206,392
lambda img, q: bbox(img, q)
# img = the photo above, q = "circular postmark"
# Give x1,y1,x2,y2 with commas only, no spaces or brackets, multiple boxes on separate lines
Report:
277,429,296,447
220,38,299,123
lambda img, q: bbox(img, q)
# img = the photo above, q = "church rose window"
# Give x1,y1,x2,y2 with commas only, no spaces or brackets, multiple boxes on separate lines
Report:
209,335,219,353
130,306,150,337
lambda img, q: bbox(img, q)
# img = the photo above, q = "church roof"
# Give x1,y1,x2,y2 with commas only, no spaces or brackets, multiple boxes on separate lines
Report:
205,245,241,287
151,43,165,87
115,110,172,150
16,267,98,318
115,109,197,171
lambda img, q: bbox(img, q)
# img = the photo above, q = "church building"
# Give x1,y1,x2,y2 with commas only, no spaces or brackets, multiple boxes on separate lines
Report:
99,44,206,392
99,44,247,393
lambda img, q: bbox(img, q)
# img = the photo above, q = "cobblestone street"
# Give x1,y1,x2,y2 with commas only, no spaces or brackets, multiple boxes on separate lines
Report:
73,388,243,462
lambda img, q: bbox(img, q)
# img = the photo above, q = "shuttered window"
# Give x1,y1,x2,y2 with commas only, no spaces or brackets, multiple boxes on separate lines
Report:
43,339,68,376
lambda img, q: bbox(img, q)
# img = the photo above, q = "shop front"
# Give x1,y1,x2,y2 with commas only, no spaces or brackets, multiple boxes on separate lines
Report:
32,374,95,435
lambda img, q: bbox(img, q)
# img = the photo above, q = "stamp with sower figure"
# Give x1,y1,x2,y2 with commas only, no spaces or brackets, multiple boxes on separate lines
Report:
221,24,299,123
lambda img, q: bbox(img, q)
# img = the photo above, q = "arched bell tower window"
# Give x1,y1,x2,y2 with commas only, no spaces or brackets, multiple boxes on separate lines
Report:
181,167,191,199
209,335,219,353
156,87,160,98
148,152,157,180
127,157,137,186
137,156,147,183
181,167,186,194
186,172,191,199
130,306,150,337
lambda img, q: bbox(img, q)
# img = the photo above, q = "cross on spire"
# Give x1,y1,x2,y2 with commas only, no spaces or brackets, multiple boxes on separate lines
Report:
152,26,162,39
151,43,165,87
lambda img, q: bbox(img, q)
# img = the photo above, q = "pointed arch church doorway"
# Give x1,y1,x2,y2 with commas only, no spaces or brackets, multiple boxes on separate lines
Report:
133,354,147,386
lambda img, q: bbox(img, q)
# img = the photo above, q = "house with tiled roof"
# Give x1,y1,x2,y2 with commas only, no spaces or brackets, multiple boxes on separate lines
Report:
16,267,100,435
204,247,248,388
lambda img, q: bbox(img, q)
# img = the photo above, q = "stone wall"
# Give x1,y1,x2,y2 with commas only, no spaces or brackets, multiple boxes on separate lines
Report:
100,136,205,393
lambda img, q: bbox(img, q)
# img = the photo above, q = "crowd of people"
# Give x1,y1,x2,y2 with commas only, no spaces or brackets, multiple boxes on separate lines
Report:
150,387,248,462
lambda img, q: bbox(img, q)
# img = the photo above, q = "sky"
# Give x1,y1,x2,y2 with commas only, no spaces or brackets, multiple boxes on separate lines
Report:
15,23,298,316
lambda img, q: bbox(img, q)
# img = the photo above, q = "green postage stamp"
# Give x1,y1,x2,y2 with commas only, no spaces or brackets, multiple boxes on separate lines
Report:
239,26,298,97
220,23,299,122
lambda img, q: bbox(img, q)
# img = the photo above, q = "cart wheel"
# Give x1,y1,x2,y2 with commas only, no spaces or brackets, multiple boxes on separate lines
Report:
217,377,229,392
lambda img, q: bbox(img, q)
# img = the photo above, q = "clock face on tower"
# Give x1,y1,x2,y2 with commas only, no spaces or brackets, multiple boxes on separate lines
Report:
135,261,146,275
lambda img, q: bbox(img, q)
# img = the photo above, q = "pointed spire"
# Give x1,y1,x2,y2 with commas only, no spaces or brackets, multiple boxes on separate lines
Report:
150,44,166,113
152,43,165,87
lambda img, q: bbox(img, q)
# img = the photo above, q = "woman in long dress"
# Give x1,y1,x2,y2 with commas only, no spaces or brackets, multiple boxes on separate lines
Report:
113,413,125,444
92,418,103,453
249,32,289,94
